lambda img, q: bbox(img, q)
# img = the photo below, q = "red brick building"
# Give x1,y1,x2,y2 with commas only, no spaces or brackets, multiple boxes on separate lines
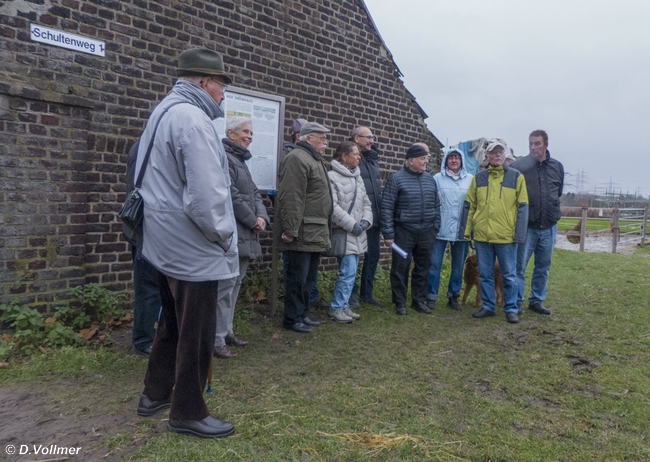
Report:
0,0,441,310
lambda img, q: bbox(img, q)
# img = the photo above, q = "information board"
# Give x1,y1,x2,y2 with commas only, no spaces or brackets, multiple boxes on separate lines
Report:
213,87,285,191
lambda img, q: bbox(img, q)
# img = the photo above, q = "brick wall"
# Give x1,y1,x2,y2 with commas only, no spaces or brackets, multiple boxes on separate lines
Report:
0,0,441,310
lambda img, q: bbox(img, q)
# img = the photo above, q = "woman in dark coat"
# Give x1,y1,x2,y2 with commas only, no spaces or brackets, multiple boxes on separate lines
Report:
214,116,269,358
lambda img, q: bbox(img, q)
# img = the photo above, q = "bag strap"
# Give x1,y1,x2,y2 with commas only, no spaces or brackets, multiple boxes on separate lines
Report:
134,101,186,189
346,179,358,215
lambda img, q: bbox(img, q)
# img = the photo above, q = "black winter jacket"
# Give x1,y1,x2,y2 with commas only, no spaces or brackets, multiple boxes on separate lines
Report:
380,166,441,239
358,146,382,228
510,152,564,229
223,139,270,259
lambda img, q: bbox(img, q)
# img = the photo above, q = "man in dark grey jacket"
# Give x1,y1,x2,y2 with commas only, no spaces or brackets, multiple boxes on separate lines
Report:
511,130,564,315
381,143,441,315
349,126,384,308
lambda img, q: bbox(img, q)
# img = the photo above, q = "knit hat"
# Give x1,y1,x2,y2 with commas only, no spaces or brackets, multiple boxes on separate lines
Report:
176,48,232,84
291,119,308,134
299,122,331,136
405,144,429,159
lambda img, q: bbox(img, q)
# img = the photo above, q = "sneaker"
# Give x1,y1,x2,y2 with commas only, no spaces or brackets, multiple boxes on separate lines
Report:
348,294,361,309
447,295,461,311
506,312,519,323
343,307,360,320
328,309,353,323
395,304,407,315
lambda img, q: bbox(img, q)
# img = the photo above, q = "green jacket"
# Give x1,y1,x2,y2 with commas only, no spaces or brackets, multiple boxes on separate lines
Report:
460,164,529,244
278,142,333,252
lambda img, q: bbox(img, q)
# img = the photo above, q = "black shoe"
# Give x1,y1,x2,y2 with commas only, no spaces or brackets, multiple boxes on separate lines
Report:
134,344,152,358
283,322,313,333
225,334,248,347
395,304,407,315
506,312,519,323
528,303,551,315
447,295,462,311
167,416,235,438
361,296,384,307
472,308,495,318
412,301,432,314
309,298,330,309
137,394,171,417
348,293,361,309
426,299,437,310
302,317,321,327
213,345,237,359
517,301,523,315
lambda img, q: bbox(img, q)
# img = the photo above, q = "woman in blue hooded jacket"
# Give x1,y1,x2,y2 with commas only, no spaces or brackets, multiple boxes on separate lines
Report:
426,148,473,310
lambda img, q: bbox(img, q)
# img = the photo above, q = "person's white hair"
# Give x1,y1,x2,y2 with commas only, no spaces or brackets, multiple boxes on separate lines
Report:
227,116,252,133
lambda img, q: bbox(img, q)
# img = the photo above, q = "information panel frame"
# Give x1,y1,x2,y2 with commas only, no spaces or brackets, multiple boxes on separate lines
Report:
213,86,285,192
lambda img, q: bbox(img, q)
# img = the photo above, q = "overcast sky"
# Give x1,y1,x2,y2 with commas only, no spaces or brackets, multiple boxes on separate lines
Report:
363,0,649,197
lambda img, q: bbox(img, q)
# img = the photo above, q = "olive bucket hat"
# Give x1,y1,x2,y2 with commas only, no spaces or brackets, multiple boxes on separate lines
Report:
176,48,232,84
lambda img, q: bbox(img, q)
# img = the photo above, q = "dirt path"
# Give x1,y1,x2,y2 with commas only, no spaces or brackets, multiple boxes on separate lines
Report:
0,329,157,461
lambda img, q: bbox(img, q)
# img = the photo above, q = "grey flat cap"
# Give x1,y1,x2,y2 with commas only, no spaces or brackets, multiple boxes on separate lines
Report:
299,122,330,136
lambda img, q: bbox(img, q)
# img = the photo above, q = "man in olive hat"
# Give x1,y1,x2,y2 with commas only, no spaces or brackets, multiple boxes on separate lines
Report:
278,122,333,333
134,48,236,438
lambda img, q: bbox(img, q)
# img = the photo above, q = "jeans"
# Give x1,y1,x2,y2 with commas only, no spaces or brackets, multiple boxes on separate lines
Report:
131,245,161,351
284,251,320,304
517,226,557,305
283,251,320,324
474,241,518,313
331,254,360,310
214,257,249,347
352,225,381,300
390,226,435,306
427,239,469,301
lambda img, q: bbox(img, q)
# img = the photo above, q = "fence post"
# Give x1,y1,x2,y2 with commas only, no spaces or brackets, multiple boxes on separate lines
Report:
579,206,587,252
642,205,648,247
611,205,619,254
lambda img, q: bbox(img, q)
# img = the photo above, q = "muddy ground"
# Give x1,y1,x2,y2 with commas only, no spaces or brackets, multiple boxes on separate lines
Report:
555,230,642,255
0,329,156,461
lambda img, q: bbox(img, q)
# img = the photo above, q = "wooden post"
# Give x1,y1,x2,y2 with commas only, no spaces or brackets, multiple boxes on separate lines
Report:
579,206,588,252
611,205,619,254
641,204,648,247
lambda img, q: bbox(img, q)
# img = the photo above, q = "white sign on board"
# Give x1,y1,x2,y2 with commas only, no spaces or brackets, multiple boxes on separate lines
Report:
30,23,106,57
214,89,283,191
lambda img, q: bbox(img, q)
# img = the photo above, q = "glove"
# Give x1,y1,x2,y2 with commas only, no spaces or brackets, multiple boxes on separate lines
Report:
351,223,364,236
359,220,371,231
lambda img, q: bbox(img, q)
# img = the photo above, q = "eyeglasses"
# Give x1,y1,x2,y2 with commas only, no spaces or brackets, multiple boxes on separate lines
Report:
357,135,375,140
209,77,228,92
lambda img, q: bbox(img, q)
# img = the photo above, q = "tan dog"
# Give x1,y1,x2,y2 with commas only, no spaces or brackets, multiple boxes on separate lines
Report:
461,254,504,307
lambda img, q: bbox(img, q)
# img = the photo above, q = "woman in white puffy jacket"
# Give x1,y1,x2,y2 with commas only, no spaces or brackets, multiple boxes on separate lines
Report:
327,141,373,323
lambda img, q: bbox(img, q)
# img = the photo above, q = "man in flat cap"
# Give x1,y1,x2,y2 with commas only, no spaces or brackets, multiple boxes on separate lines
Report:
460,140,528,324
278,122,333,333
381,143,441,316
133,47,236,438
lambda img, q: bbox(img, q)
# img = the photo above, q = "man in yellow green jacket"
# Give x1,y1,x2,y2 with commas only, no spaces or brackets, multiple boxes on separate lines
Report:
459,141,528,323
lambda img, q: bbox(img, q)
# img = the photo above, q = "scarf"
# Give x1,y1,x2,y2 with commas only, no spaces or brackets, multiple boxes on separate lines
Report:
222,138,252,161
446,167,460,180
170,80,224,120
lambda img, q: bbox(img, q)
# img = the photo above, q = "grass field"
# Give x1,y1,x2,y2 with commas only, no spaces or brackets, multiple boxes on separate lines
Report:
1,249,650,461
